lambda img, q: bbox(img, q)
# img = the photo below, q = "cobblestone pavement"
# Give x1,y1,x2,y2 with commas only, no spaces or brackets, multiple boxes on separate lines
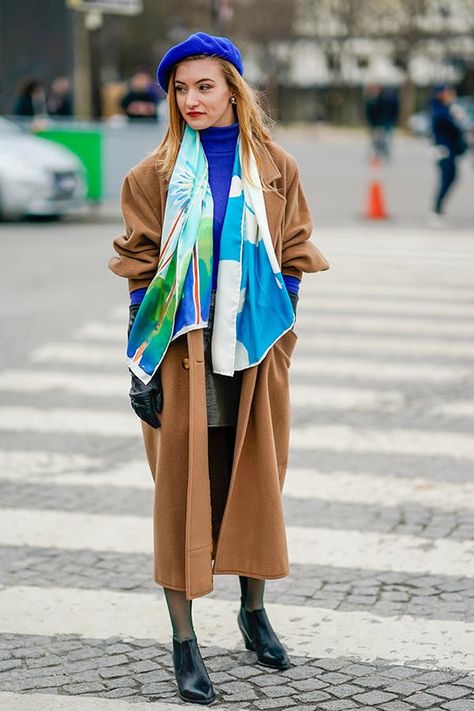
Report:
1,222,474,710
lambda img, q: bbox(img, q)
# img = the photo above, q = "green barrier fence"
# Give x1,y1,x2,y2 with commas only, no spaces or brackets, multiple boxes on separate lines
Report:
36,128,102,201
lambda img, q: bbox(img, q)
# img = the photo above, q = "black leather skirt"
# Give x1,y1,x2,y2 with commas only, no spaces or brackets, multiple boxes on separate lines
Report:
203,291,243,428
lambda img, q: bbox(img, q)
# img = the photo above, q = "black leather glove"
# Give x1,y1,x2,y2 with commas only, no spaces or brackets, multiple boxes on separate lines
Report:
288,291,299,317
128,303,163,429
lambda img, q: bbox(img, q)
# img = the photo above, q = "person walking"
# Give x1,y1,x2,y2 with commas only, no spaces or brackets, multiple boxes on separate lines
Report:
109,32,329,705
120,70,160,121
364,84,399,161
47,76,73,117
429,83,468,225
12,78,47,118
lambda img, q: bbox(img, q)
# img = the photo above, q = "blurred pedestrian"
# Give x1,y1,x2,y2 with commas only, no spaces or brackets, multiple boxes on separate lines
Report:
364,84,399,160
428,83,468,225
47,76,73,117
120,70,159,121
109,31,329,705
12,78,47,117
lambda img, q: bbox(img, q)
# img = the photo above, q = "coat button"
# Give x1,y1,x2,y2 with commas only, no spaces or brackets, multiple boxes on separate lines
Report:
182,357,190,370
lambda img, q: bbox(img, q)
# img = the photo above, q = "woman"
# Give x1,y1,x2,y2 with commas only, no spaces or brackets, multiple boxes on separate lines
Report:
109,32,329,705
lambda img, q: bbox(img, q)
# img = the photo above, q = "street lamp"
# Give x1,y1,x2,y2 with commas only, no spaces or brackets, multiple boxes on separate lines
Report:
67,0,143,118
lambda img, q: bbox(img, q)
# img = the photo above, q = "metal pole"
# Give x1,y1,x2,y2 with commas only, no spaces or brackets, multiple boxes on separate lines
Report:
72,11,92,118
211,0,220,34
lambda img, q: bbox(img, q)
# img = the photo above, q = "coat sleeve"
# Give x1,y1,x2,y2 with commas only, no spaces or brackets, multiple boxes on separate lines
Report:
108,168,162,293
281,159,329,281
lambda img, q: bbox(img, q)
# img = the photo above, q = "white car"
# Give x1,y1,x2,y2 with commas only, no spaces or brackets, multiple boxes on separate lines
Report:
0,117,87,219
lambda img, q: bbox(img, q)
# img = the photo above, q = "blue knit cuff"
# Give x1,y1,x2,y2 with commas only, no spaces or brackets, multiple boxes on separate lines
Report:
130,287,147,305
283,275,300,295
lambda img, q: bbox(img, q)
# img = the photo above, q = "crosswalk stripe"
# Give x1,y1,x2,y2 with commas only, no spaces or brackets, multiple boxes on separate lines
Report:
0,450,102,477
1,508,473,578
0,372,404,411
0,407,139,437
76,322,474,359
290,424,474,460
295,312,474,336
290,384,404,410
77,315,474,345
301,283,474,300
0,370,128,395
284,469,474,511
0,693,179,711
291,357,464,382
294,334,474,359
1,411,471,461
31,343,122,365
434,401,474,418
2,455,471,512
0,456,151,488
299,295,474,317
28,341,467,383
0,585,472,670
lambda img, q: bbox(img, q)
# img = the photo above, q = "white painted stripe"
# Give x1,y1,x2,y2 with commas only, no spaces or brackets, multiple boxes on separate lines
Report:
31,343,122,365
0,370,128,396
1,509,473,578
0,586,472,671
2,455,470,512
435,401,474,418
291,424,474,460
0,373,403,412
295,312,474,336
284,469,474,512
0,407,139,437
0,508,152,553
295,333,474,358
29,340,469,385
0,458,152,489
302,296,474,317
110,305,128,320
77,314,474,344
1,410,470,461
76,323,474,359
0,450,102,477
76,322,129,341
291,384,404,411
0,692,180,711
302,282,474,301
314,251,474,265
291,357,463,382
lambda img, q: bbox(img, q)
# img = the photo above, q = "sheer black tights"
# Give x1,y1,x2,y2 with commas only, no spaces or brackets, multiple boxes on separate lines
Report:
163,426,265,640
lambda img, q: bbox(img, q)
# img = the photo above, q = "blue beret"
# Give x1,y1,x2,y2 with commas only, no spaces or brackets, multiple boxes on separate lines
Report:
157,32,244,93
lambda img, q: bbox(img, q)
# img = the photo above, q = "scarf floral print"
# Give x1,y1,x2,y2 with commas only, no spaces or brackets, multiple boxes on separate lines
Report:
127,125,294,383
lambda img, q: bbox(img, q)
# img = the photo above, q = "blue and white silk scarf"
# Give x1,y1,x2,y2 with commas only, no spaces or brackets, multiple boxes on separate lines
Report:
127,124,295,383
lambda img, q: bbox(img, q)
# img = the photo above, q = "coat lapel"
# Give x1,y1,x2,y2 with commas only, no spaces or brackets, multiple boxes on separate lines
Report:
258,143,286,248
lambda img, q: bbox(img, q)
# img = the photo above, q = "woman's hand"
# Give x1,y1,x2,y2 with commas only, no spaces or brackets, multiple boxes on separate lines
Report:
129,370,163,429
128,304,163,429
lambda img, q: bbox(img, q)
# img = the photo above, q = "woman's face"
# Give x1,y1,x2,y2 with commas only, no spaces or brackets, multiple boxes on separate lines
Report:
174,57,235,129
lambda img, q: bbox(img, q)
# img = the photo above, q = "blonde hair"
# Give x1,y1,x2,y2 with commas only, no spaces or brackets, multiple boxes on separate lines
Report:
155,55,274,188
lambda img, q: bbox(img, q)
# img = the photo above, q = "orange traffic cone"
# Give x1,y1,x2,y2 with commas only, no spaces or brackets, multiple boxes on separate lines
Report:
365,156,388,220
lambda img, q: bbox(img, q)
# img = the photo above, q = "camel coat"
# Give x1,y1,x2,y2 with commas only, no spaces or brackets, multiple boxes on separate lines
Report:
109,139,329,600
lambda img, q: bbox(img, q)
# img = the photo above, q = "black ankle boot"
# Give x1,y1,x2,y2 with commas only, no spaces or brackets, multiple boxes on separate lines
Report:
238,605,290,670
172,636,216,704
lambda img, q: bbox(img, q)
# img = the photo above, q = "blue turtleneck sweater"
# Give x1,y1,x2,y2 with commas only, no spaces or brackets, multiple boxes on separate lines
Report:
130,122,300,305
200,121,240,289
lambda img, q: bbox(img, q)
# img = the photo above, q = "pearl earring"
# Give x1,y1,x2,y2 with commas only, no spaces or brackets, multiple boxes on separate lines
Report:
230,96,237,104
